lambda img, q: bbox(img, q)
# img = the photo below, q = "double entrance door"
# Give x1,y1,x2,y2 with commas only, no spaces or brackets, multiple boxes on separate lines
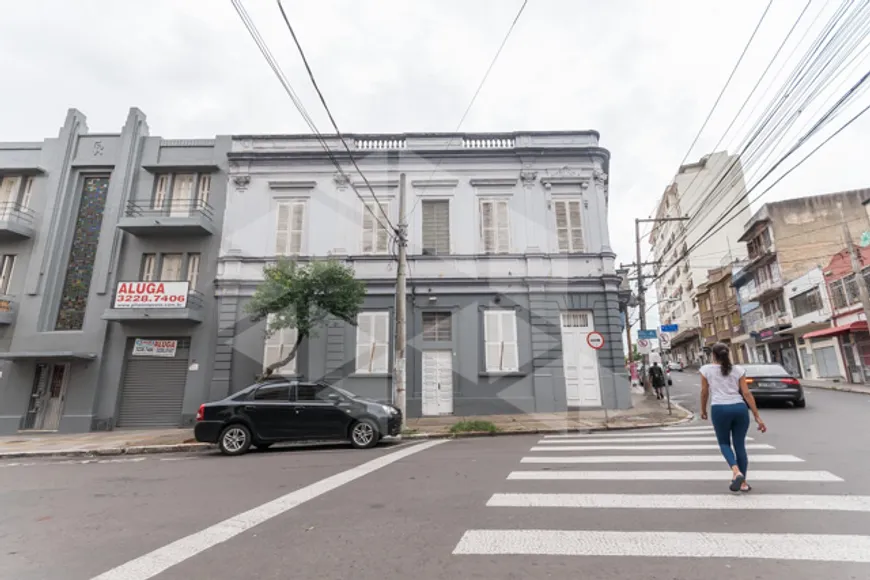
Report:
23,363,70,431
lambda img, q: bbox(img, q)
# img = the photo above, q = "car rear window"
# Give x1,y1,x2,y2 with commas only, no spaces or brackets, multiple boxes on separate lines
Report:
742,364,789,377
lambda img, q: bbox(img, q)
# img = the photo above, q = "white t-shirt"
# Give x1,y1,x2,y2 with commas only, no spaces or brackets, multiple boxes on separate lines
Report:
700,364,746,406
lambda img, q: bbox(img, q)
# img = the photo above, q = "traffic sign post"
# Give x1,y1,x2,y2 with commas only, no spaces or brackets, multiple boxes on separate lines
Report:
659,332,671,350
587,331,605,350
660,324,679,333
637,338,652,355
638,329,658,340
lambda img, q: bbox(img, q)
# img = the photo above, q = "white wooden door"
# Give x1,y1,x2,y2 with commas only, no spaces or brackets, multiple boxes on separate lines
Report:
170,174,195,216
560,312,602,407
422,350,453,416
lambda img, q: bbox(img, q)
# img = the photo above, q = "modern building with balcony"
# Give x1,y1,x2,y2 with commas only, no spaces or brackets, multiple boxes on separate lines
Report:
214,131,631,417
732,189,870,376
649,151,751,366
782,267,842,380
0,108,229,433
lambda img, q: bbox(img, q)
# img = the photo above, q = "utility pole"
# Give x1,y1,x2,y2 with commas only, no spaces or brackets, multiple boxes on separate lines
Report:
840,203,870,327
393,173,408,425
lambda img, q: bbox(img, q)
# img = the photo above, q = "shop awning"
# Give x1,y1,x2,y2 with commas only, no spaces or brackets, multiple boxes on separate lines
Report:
802,321,868,340
0,351,98,361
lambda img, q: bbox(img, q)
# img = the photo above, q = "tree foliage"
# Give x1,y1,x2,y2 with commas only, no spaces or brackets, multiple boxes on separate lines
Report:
246,259,366,379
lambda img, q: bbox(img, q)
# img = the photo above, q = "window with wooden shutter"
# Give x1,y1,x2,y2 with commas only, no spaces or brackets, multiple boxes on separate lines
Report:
0,177,20,218
263,314,298,375
355,311,390,373
422,312,452,341
153,175,170,209
275,201,305,256
554,199,584,252
171,174,195,215
0,255,15,294
362,202,390,254
480,199,510,254
422,200,450,255
186,253,200,290
196,174,211,208
483,310,519,372
140,254,157,281
160,254,184,281
20,177,33,209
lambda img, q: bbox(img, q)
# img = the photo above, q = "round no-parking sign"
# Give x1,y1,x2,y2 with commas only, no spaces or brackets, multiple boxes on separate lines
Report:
587,331,605,350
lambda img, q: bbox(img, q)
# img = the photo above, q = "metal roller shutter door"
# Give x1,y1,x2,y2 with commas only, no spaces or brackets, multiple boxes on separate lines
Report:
117,339,190,428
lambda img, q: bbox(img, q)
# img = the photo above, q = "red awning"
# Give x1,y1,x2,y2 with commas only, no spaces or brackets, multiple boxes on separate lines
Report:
802,321,868,340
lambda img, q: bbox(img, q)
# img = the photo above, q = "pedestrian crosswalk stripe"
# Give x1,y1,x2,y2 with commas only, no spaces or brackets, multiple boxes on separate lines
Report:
452,530,870,562
529,443,776,452
520,454,803,464
537,436,751,444
544,430,715,438
486,493,870,511
506,470,843,482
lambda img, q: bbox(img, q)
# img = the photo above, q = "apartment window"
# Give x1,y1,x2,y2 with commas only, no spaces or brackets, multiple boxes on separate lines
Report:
845,274,860,304
422,312,452,341
362,202,390,254
275,201,306,256
731,312,741,326
152,173,211,212
160,254,184,281
140,254,157,281
703,323,715,337
355,311,390,373
421,200,450,255
790,287,822,318
830,279,848,309
554,199,584,252
0,255,14,294
483,309,519,372
480,199,510,254
186,253,200,290
263,314,299,376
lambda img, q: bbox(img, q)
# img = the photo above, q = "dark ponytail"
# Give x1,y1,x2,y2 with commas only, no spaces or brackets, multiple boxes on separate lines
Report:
712,342,732,376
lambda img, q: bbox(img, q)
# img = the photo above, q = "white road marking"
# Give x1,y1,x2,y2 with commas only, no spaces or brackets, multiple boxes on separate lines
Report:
544,430,716,439
537,436,750,444
520,454,803,464
89,440,447,580
507,470,843,482
452,530,870,562
487,493,870,511
529,444,775,452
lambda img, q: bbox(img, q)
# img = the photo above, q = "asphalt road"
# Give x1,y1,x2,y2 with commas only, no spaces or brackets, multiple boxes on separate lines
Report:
2,382,869,580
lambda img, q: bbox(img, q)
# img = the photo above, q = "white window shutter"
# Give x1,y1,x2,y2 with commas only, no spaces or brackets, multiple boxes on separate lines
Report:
275,203,292,255
263,314,282,371
186,254,200,290
0,256,14,294
355,313,374,372
555,200,584,252
197,174,211,207
20,177,34,209
355,312,389,373
153,175,169,209
500,310,519,371
484,310,518,372
141,254,156,281
481,201,495,253
568,200,584,251
160,254,184,281
555,200,569,251
373,312,389,372
362,204,375,253
495,201,510,253
290,202,305,255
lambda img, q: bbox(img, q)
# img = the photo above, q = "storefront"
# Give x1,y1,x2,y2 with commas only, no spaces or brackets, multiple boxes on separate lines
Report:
803,322,867,383
755,328,801,377
116,338,193,428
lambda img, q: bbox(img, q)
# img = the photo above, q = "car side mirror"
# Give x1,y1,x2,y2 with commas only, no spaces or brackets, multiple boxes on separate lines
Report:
327,393,341,404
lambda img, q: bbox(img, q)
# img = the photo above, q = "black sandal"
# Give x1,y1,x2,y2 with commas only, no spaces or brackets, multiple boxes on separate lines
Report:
730,473,745,492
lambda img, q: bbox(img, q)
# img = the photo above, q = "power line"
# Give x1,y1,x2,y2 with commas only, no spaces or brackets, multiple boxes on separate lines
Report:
276,0,397,235
230,0,397,242
407,0,529,221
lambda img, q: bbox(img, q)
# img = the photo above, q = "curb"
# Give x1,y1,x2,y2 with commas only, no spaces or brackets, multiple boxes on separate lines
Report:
0,442,214,460
403,403,696,440
803,384,870,396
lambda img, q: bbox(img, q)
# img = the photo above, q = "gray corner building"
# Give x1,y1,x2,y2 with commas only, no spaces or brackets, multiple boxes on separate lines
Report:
214,132,631,417
0,108,229,433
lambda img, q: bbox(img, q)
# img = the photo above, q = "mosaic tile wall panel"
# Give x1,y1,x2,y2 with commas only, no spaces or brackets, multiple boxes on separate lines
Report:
55,176,110,330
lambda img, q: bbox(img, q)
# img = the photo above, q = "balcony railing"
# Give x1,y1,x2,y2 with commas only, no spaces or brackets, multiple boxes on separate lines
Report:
0,202,36,239
748,276,784,302
118,198,217,236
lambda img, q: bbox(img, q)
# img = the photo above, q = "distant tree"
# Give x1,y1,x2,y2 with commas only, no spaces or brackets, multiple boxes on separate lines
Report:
246,259,366,380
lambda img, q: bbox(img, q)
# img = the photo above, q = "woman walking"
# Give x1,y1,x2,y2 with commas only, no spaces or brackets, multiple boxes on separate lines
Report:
700,343,767,492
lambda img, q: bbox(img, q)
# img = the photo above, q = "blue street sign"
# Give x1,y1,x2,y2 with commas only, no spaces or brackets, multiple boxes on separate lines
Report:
638,330,658,340
661,324,679,333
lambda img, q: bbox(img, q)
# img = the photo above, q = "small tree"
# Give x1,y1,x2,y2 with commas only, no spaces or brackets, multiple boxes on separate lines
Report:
246,259,366,380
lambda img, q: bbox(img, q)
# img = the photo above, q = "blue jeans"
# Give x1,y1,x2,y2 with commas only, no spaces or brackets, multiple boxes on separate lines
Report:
710,402,750,476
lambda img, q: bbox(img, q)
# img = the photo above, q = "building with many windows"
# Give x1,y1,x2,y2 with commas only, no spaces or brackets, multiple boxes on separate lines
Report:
783,267,840,379
214,131,631,417
0,108,229,433
696,265,741,361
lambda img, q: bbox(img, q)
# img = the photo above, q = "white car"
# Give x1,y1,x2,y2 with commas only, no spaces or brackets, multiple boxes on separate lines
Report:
667,361,684,372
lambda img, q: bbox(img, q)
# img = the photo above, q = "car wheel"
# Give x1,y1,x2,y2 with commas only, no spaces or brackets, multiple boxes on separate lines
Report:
349,419,380,449
219,424,252,456
794,398,807,408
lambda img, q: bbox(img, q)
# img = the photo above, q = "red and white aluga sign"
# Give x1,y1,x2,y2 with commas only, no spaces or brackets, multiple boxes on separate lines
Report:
114,281,189,308
586,331,605,350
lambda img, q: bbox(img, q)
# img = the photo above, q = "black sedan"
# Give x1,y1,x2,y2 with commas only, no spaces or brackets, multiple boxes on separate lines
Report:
194,380,402,455
742,363,806,408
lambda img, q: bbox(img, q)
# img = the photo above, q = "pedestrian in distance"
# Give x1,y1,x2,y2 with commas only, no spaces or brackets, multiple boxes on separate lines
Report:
700,342,767,492
649,361,665,400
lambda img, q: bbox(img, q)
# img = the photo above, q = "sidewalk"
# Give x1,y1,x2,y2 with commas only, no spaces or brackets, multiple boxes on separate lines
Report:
0,391,691,458
801,378,870,395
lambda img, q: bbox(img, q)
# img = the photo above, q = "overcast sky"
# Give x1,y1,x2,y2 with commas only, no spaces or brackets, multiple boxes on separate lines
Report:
2,0,869,344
